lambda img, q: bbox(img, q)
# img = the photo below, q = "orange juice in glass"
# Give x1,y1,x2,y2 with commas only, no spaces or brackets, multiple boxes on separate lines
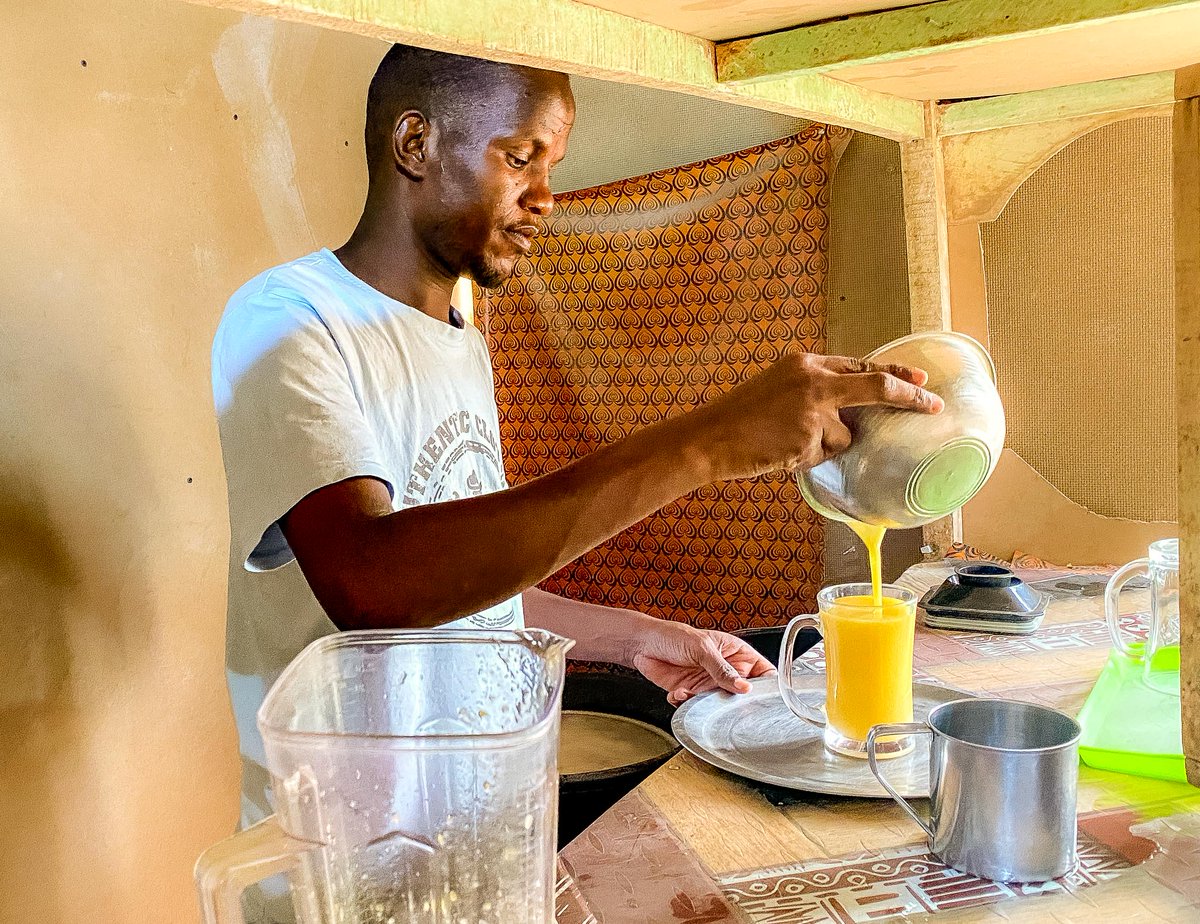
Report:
778,584,917,759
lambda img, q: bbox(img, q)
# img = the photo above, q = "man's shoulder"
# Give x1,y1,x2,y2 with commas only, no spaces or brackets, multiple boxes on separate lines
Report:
212,251,348,393
222,250,338,319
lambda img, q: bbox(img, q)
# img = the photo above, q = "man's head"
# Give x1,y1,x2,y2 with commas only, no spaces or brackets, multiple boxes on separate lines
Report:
364,45,574,288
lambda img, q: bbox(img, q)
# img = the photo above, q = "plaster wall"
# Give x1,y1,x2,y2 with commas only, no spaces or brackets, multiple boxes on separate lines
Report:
0,2,381,920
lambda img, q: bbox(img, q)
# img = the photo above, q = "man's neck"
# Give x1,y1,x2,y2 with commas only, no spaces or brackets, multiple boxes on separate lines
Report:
335,219,457,325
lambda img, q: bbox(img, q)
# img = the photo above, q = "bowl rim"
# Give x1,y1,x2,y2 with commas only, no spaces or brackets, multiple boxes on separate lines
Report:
863,330,996,386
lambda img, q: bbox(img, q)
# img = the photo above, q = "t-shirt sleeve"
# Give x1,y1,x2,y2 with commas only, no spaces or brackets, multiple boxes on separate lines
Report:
213,287,394,572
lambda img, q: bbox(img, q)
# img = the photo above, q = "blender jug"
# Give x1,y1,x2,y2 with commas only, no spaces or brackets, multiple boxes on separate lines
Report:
196,629,574,924
1105,538,1180,695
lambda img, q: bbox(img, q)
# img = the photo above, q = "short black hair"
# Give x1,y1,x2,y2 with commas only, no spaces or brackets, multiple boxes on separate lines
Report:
364,44,535,166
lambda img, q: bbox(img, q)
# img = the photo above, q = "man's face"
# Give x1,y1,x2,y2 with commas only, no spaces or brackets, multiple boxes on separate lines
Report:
415,73,574,289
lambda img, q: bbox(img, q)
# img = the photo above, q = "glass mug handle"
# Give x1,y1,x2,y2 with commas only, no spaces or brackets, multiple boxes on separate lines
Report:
867,722,934,837
1105,558,1151,660
777,615,824,727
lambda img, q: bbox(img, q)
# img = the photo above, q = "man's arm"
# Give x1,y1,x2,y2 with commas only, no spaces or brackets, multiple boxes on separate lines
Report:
282,354,942,630
521,587,774,705
520,586,659,667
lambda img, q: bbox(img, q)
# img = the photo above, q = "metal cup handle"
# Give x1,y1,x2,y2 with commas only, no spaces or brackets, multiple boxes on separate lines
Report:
867,722,933,837
777,615,824,727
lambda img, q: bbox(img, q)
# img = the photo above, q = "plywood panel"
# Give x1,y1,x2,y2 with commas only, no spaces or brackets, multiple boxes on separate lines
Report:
183,0,927,140
981,117,1176,522
940,72,1176,136
963,451,1175,564
571,0,923,44
833,7,1200,100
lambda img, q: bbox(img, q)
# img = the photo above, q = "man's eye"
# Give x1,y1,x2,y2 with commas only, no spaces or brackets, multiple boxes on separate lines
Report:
506,153,529,169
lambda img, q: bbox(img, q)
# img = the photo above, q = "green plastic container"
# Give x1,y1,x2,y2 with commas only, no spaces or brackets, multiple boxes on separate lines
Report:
1077,647,1185,783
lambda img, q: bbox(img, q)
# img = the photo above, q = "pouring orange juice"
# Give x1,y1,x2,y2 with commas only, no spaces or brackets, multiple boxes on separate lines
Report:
779,331,1005,760
778,516,916,759
846,519,886,605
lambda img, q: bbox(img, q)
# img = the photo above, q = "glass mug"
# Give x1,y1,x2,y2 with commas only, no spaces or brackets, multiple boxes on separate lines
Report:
778,584,918,758
1105,538,1180,696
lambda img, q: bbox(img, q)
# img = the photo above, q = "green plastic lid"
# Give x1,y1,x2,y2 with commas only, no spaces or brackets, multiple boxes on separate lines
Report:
905,439,991,518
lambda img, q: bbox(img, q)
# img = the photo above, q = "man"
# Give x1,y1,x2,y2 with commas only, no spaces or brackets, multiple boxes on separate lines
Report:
213,44,942,832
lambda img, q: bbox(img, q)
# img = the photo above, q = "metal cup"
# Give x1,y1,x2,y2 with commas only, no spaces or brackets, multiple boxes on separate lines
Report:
868,698,1081,882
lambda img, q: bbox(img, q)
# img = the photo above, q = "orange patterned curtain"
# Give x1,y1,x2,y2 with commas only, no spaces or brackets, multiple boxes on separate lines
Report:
486,125,844,631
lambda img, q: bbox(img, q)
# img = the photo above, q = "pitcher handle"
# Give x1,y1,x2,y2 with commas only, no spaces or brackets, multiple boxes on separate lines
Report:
1105,558,1151,660
867,722,933,837
195,816,316,924
777,615,824,727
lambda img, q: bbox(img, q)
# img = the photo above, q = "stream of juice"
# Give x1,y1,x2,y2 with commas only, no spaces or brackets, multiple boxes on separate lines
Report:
846,519,886,606
823,518,915,750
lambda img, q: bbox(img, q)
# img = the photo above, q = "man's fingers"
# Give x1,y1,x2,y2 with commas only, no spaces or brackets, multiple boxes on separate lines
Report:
878,363,929,387
839,371,944,414
822,419,852,456
667,688,691,707
822,355,929,387
697,639,750,694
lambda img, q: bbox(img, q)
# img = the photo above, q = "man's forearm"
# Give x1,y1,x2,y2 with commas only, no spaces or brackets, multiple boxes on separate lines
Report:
288,352,942,632
521,587,658,665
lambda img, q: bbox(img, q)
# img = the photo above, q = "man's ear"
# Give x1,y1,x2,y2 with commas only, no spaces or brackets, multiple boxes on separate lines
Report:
393,110,430,181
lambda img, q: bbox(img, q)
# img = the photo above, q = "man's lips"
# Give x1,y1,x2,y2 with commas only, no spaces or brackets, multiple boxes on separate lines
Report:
505,225,539,254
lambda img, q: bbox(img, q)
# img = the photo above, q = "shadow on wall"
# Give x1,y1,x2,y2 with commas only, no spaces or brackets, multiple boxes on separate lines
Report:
0,479,76,716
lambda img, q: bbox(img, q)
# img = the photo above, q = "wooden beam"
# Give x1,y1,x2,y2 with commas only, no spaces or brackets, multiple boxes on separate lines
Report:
722,73,925,140
901,106,952,334
180,0,926,140
900,103,961,557
939,71,1176,136
1175,69,1200,787
717,0,1200,85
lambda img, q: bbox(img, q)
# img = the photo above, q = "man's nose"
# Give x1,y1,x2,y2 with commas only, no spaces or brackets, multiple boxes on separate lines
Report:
522,170,555,217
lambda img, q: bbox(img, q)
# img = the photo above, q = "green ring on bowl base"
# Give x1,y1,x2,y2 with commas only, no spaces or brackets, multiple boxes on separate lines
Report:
905,439,991,518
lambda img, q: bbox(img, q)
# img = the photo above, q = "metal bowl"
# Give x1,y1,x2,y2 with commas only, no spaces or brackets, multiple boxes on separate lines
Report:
797,331,1005,529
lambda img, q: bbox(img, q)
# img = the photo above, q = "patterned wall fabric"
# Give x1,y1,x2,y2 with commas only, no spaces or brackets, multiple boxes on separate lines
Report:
485,125,845,631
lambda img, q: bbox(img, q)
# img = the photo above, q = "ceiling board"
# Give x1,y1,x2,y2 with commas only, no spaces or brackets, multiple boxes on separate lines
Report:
571,0,925,43
832,8,1200,100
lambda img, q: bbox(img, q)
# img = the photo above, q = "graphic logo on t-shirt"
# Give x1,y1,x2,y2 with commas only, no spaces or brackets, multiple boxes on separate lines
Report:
402,410,504,506
401,410,517,630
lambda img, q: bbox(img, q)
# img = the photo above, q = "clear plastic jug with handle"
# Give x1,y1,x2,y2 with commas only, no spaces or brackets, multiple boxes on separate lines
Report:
1105,538,1179,696
195,629,574,924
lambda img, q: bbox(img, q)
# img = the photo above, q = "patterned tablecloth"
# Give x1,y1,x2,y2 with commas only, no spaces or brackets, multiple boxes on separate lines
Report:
555,559,1200,923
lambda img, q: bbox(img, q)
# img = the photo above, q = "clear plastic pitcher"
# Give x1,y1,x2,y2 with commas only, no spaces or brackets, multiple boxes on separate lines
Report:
196,629,574,924
1105,538,1179,695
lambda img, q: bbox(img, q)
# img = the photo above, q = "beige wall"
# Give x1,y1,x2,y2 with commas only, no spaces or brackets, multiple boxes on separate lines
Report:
0,2,382,921
981,116,1176,523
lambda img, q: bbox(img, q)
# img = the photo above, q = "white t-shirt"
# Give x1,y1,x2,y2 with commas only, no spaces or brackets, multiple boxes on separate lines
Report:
212,248,523,829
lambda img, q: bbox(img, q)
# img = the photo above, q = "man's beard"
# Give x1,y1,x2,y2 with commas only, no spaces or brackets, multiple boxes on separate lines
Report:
468,251,516,290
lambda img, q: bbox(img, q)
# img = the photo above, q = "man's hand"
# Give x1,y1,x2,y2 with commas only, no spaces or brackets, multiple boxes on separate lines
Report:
625,619,775,707
685,353,944,483
522,589,772,706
